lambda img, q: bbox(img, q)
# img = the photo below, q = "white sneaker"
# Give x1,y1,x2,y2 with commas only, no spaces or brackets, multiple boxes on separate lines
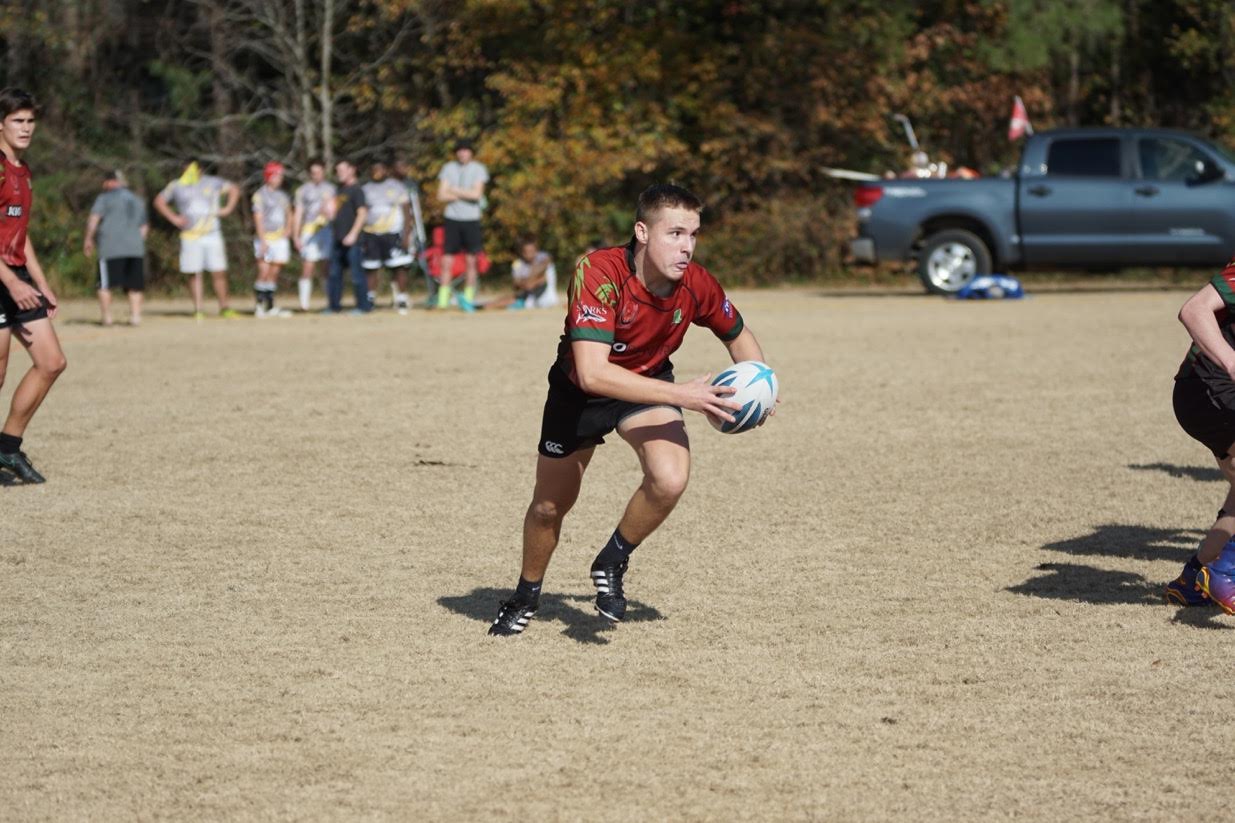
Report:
255,305,268,318
271,306,293,318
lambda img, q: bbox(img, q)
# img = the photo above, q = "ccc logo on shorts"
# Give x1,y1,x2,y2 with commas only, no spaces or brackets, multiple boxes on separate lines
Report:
543,441,565,455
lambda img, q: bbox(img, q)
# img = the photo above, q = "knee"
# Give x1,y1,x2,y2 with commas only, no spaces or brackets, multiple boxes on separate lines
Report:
527,496,572,526
43,354,67,379
645,466,689,506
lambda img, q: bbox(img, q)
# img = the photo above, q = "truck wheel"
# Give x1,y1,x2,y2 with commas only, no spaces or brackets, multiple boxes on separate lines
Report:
917,229,991,295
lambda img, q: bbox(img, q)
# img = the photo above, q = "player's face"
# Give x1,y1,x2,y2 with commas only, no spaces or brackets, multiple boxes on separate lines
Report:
371,163,387,181
335,162,355,184
268,170,284,189
0,109,36,153
309,164,325,183
637,207,700,283
456,148,473,164
520,243,537,262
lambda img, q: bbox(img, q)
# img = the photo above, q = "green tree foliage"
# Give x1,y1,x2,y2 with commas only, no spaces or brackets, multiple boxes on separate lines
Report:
1,0,1235,294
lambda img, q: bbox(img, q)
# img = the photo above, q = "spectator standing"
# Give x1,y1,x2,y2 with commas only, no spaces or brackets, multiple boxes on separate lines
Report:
83,169,147,326
360,160,414,314
153,161,240,320
251,161,293,317
291,159,336,311
324,159,370,314
436,139,488,312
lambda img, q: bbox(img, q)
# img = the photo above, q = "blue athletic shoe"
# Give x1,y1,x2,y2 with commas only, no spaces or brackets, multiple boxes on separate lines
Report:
1165,555,1209,607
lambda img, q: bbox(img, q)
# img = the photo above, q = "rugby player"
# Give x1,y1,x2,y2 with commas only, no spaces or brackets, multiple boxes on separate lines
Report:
154,160,240,320
291,159,336,311
360,161,414,314
489,184,772,636
0,88,67,484
251,162,293,317
1168,265,1235,611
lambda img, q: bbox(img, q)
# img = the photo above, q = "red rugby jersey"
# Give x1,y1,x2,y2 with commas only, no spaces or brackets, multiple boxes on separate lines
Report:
0,157,32,267
555,240,744,388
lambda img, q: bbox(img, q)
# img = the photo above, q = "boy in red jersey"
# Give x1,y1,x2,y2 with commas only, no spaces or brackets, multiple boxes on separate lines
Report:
489,184,774,636
0,89,66,484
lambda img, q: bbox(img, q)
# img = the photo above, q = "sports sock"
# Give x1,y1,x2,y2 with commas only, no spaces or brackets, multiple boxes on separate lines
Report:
592,528,638,567
436,285,450,308
0,433,21,454
298,278,312,309
463,285,476,303
515,576,542,603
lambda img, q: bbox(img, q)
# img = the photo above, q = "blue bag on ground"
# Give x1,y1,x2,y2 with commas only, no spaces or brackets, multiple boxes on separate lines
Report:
954,275,1024,300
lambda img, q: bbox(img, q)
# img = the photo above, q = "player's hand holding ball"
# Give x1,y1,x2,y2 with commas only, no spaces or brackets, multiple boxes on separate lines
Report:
707,360,778,433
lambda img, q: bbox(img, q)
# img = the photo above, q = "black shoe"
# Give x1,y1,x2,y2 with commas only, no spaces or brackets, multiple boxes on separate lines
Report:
488,595,538,636
0,450,45,484
590,560,628,622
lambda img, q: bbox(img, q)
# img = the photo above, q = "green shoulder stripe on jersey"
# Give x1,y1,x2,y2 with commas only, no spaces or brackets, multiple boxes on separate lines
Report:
720,313,745,341
1213,274,1235,306
570,327,614,343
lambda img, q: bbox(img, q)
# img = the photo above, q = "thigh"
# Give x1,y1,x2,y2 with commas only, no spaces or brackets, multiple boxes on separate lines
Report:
463,221,483,253
1174,378,1235,458
443,220,464,254
13,317,64,365
617,405,690,478
179,239,203,274
204,235,228,272
531,447,595,508
96,258,112,291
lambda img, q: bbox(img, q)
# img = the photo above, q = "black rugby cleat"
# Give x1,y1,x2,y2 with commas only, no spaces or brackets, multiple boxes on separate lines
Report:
0,450,45,484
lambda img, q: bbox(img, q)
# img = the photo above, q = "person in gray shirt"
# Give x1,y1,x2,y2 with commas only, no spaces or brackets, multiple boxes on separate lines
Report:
435,139,489,312
84,169,147,326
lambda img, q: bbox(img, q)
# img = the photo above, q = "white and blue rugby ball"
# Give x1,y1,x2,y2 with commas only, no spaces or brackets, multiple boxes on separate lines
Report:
709,360,778,434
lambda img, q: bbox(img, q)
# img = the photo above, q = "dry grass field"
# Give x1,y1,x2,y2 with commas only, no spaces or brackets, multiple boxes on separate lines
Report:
1,284,1227,821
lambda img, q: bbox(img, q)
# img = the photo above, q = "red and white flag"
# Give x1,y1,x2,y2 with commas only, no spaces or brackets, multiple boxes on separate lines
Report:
1008,95,1033,141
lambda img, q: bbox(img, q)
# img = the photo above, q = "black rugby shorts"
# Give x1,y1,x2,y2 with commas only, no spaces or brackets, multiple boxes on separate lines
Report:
443,219,483,254
0,265,49,329
1174,377,1235,459
538,364,681,458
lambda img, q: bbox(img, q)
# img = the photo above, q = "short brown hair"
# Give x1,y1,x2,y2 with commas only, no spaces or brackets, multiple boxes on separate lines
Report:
0,88,38,120
635,183,703,225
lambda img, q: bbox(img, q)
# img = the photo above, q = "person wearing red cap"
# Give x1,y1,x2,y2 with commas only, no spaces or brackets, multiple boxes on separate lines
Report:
251,161,292,317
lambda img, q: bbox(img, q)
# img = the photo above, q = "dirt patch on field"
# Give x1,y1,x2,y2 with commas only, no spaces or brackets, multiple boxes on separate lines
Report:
0,288,1219,820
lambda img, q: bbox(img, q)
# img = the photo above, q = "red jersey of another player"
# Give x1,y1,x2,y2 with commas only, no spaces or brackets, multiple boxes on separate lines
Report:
0,157,32,267
555,240,745,388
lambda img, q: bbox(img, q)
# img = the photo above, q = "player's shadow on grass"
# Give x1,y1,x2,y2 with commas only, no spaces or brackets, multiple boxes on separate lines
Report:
1128,462,1223,483
1042,524,1203,562
439,587,665,645
1009,562,1164,606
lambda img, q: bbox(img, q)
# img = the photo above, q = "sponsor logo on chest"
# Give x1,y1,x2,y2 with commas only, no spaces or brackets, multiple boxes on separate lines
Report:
4,205,21,218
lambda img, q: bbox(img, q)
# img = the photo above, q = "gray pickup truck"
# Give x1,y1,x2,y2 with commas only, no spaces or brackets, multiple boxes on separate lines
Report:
849,128,1235,293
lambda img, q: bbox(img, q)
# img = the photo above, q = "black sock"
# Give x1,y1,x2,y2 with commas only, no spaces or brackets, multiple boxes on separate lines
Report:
0,433,20,454
515,576,542,603
593,528,638,567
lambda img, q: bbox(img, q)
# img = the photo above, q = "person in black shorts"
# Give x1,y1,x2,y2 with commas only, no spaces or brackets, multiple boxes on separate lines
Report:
84,169,147,326
1167,262,1235,613
487,184,776,637
0,88,67,484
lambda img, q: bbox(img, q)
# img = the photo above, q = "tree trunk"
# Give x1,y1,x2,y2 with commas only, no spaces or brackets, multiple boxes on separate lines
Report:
1068,47,1080,127
1109,34,1121,125
206,2,240,178
320,0,334,169
295,0,318,161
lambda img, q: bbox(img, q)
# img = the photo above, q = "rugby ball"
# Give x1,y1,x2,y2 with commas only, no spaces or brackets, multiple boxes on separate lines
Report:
709,360,778,434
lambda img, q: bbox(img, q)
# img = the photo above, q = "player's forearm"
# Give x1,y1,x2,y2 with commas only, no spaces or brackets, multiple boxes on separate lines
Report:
1181,298,1235,373
0,259,22,288
724,327,765,363
23,241,49,289
153,197,178,225
348,209,367,238
576,359,687,405
291,207,303,236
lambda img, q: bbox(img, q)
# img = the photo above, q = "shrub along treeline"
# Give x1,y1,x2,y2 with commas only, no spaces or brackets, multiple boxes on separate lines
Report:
2,0,1231,294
